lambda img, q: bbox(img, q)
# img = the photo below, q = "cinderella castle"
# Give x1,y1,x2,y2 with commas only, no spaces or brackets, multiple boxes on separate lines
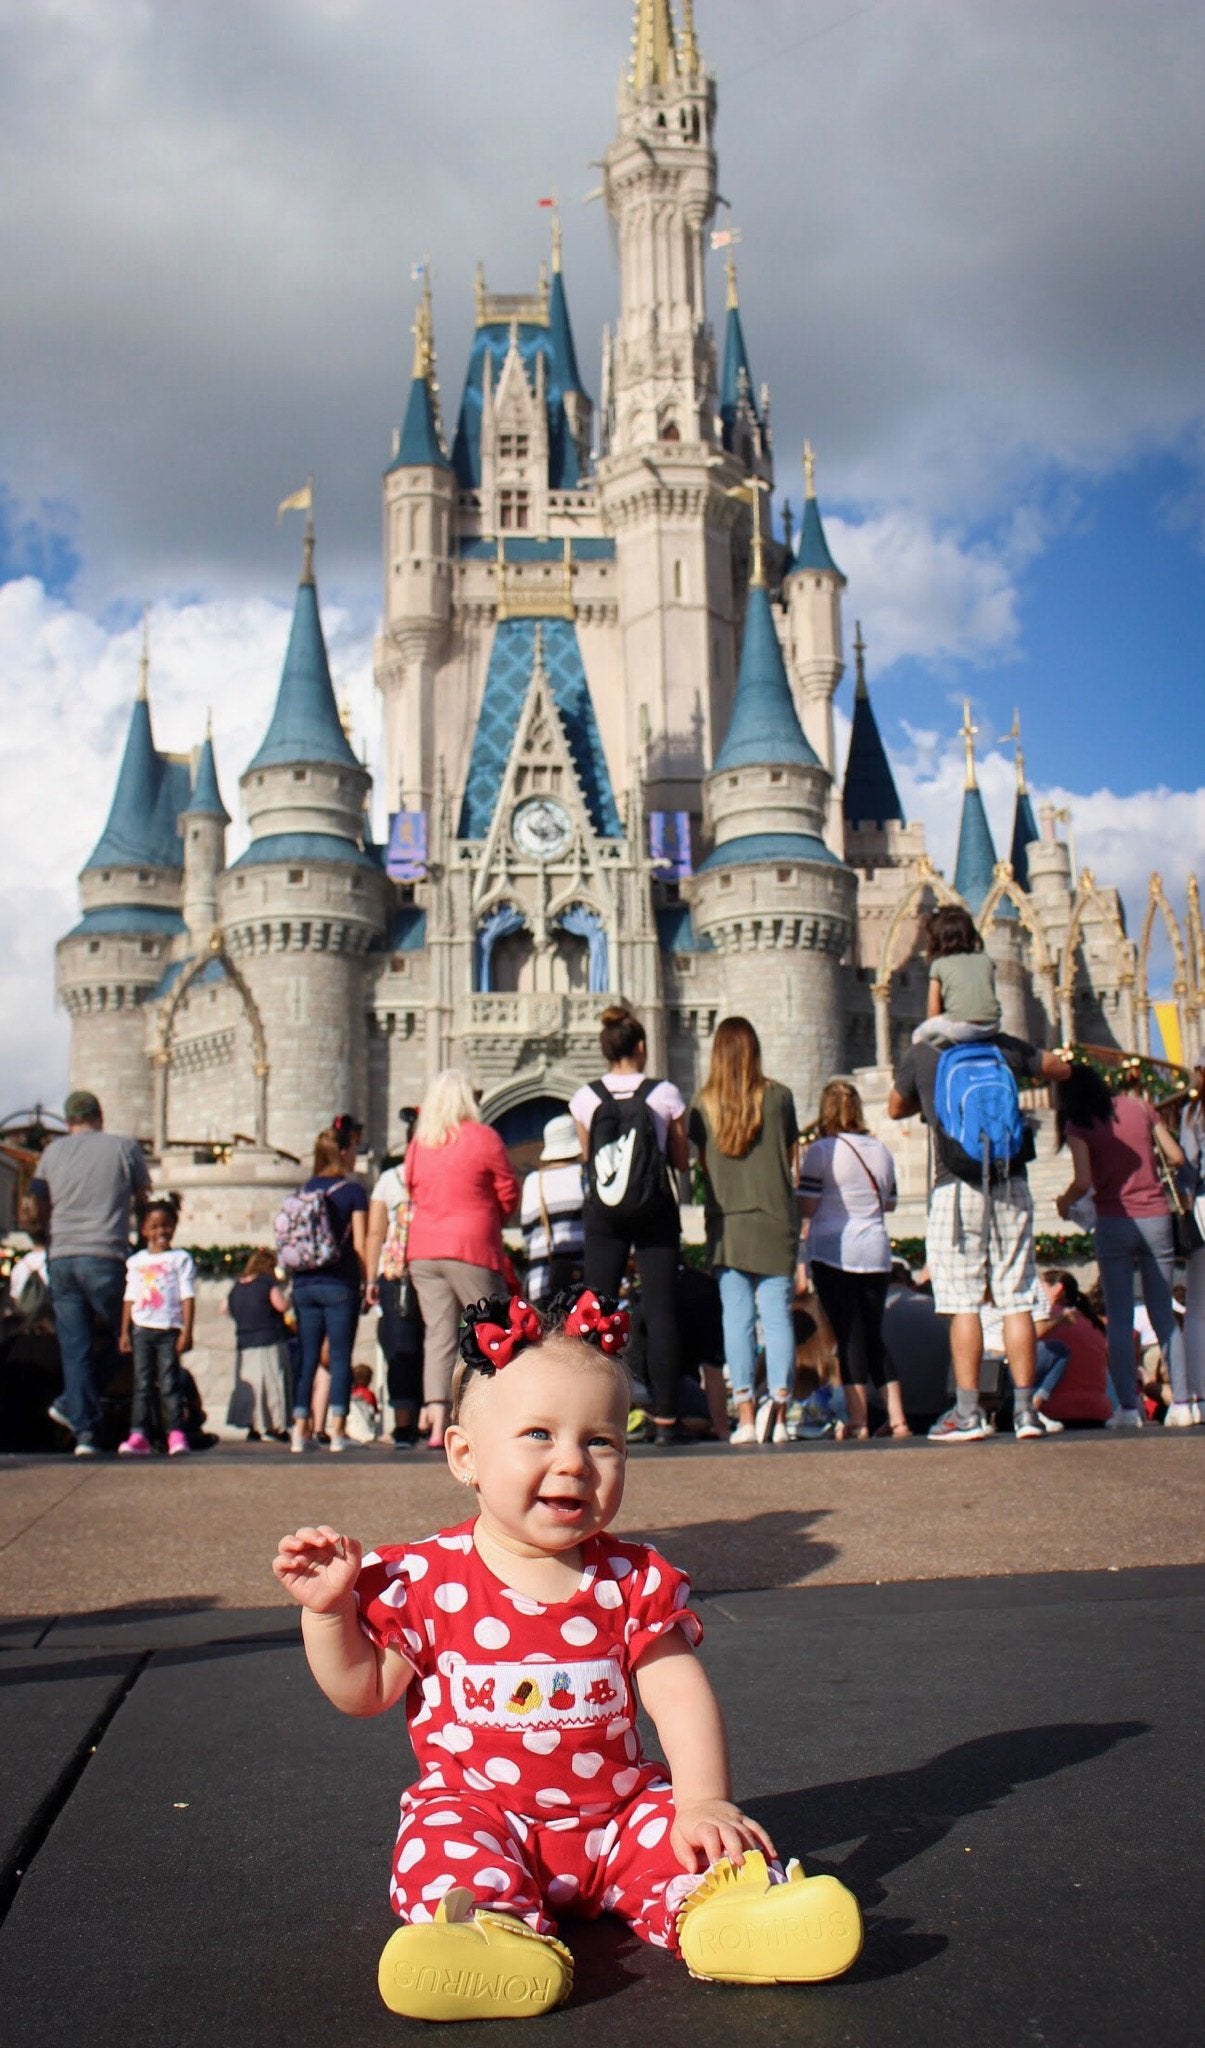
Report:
56,0,1202,1235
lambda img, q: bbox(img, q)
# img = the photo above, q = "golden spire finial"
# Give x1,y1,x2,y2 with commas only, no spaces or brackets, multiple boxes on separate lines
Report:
410,264,434,381
301,493,315,586
474,261,486,326
1001,706,1027,793
205,704,213,740
960,698,979,791
338,688,353,743
803,439,816,500
546,192,562,273
726,474,770,587
853,620,868,700
137,606,149,701
725,247,740,311
630,0,676,90
680,0,700,74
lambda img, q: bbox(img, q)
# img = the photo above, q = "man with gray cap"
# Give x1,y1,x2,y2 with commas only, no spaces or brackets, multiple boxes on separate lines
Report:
30,1091,151,1454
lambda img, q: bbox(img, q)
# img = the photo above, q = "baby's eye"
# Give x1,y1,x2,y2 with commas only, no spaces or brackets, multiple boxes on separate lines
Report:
524,1427,552,1442
589,1434,620,1450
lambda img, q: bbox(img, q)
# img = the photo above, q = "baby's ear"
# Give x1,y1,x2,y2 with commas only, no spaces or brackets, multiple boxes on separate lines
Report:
443,1425,476,1488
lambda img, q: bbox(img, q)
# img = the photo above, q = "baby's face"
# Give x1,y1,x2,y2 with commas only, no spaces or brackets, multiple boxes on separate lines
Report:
447,1344,628,1559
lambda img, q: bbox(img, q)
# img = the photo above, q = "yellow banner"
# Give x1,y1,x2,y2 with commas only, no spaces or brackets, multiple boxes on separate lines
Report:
276,484,313,521
1153,1001,1183,1066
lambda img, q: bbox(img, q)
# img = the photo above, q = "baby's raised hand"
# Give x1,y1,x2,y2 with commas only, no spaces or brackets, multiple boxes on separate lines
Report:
272,1526,362,1612
671,1799,777,1873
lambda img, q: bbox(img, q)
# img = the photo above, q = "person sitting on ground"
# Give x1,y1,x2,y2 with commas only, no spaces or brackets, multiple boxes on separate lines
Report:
689,1017,799,1446
519,1114,586,1309
1032,1270,1113,1427
117,1197,195,1458
273,1289,863,2023
626,1260,729,1442
225,1247,291,1441
911,904,1002,1048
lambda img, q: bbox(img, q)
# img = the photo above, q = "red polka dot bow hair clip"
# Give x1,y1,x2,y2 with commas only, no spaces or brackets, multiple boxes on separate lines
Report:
458,1289,630,1378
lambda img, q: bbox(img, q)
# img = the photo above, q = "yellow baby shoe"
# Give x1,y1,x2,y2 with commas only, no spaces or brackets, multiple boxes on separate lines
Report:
677,1851,862,1986
378,1887,574,2021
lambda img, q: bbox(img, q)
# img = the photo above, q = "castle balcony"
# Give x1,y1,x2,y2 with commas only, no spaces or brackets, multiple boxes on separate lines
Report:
464,992,604,1040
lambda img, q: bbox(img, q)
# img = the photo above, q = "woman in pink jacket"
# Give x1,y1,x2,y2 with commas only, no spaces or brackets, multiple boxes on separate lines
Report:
405,1069,519,1450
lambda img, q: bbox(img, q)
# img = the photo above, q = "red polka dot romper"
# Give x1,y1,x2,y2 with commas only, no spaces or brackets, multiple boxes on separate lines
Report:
355,1520,705,1948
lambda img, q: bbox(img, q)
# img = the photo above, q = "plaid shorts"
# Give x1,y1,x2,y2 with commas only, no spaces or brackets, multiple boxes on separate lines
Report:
926,1177,1042,1317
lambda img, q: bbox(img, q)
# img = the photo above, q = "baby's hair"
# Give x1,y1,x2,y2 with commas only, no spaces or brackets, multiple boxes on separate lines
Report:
450,1292,631,1423
924,904,982,961
351,1361,375,1387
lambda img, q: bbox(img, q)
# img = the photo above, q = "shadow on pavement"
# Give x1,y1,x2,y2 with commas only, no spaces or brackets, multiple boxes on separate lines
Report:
635,1507,839,1592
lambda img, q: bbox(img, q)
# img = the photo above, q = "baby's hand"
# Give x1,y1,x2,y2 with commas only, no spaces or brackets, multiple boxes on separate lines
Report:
671,1799,777,1873
272,1526,362,1613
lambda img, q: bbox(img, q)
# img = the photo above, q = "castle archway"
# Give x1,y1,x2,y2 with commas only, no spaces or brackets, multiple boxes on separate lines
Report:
153,933,269,1154
977,861,1057,1043
1058,871,1136,1049
871,859,963,1068
1135,874,1189,1059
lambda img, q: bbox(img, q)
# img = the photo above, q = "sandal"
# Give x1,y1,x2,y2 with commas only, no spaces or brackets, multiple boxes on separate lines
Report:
873,1421,913,1439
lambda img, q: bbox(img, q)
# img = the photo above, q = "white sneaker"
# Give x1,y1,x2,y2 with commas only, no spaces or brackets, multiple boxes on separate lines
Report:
1192,1399,1203,1425
1106,1409,1143,1430
1164,1402,1195,1428
1015,1409,1063,1438
772,1421,790,1444
290,1422,314,1455
729,1421,757,1445
754,1399,777,1444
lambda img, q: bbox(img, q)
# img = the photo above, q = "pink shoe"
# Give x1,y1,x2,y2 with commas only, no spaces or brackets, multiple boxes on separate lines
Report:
118,1432,152,1457
167,1430,190,1456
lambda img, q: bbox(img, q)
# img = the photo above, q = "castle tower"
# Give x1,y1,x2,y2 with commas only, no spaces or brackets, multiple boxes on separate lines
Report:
692,521,855,1118
220,521,390,1158
952,701,1029,1039
377,276,455,813
598,0,743,807
719,252,771,487
783,443,846,850
56,623,189,1141
180,723,230,945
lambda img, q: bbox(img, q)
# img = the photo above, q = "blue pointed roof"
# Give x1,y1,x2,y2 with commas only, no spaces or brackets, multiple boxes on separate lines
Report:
713,585,819,772
793,494,842,576
246,570,359,773
1009,788,1040,890
451,320,585,492
84,694,190,872
390,371,450,470
184,734,230,822
953,785,998,913
719,302,759,453
547,267,584,396
843,684,903,829
457,617,620,841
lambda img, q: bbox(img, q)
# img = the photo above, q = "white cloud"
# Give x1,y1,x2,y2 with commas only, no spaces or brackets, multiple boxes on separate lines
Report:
0,576,376,1112
826,510,1021,670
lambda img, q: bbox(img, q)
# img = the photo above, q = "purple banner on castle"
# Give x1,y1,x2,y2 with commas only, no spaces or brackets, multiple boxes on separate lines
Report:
648,810,692,879
386,810,428,880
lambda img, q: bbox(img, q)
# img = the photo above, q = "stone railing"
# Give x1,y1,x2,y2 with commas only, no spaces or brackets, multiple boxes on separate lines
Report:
465,993,603,1037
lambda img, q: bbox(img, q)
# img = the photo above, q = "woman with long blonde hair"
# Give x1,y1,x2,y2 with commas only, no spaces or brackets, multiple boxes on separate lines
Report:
800,1079,907,1440
689,1018,800,1445
405,1068,519,1450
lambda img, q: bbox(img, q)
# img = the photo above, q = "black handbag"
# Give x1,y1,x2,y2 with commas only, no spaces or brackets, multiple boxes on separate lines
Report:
1155,1150,1204,1259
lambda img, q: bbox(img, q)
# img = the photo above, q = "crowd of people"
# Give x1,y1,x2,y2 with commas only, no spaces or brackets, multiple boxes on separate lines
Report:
7,906,1205,1454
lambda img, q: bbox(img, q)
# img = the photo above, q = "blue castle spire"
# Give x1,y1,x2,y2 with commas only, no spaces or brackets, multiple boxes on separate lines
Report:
719,252,760,456
792,441,842,575
184,728,230,823
84,625,190,871
714,510,818,772
1004,713,1039,889
390,275,450,471
952,702,998,913
247,526,360,772
547,218,584,396
842,624,903,829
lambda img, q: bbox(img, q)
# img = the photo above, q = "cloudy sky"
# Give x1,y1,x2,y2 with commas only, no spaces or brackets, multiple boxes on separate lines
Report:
3,0,1204,1109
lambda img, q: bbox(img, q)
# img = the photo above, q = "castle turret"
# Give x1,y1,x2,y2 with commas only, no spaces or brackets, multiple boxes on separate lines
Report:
952,702,1029,1038
221,522,390,1158
377,275,455,813
1005,711,1040,891
692,523,855,1117
783,442,846,850
180,723,229,945
842,623,904,842
56,622,188,1140
719,254,770,483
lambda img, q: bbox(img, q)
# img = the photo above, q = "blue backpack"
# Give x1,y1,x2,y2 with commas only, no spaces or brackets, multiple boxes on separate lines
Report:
932,1043,1026,1188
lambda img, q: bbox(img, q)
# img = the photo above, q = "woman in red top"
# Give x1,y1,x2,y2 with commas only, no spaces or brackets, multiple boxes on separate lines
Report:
1033,1269,1113,1426
1056,1063,1187,1424
405,1069,519,1450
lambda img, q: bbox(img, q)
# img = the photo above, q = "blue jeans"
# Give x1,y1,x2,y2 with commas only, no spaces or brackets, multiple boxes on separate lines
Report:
130,1325,185,1438
1035,1338,1070,1401
292,1276,361,1420
1094,1213,1187,1408
717,1269,794,1402
47,1255,126,1444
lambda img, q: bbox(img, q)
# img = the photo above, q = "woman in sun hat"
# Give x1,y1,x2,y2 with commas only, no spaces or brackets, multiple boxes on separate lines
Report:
519,1113,586,1309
